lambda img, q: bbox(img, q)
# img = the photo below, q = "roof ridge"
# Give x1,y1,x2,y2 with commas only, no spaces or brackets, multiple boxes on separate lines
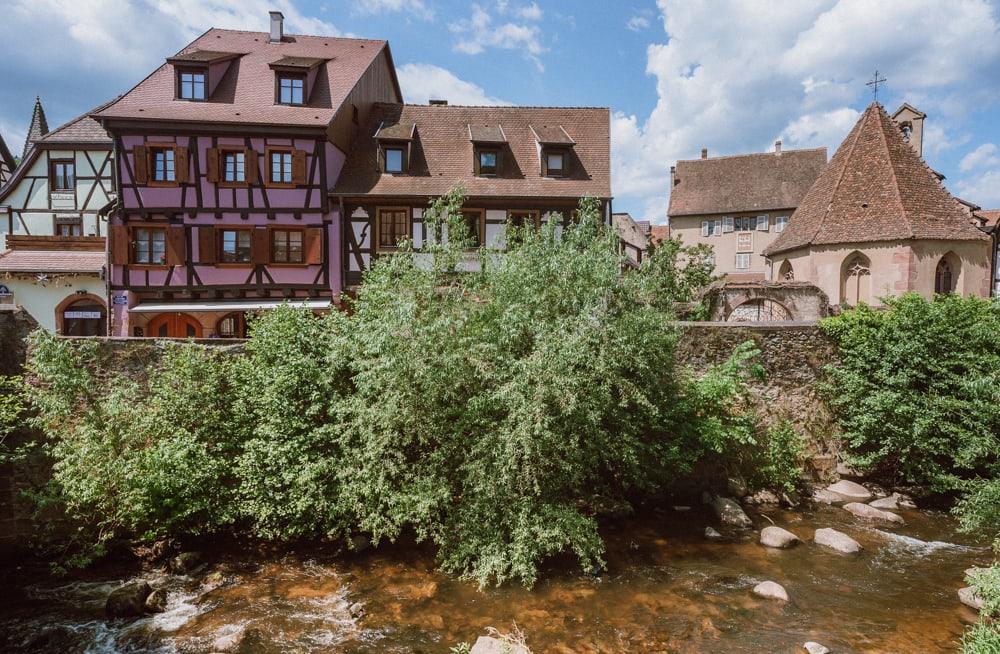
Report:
875,104,914,239
394,102,609,110
203,26,386,43
40,99,117,142
675,147,827,164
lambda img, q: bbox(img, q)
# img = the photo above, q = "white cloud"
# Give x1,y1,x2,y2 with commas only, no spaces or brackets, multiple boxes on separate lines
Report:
397,63,510,106
449,3,546,70
613,0,1000,222
513,2,543,20
960,143,1000,172
955,169,1000,208
352,0,432,19
0,118,27,162
627,15,651,31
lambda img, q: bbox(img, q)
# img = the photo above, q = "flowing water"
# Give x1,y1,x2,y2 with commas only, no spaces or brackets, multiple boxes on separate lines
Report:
0,503,991,653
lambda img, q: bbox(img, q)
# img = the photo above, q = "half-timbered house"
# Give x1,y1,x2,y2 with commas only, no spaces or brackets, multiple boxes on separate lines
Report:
0,104,113,332
94,12,401,337
332,102,612,285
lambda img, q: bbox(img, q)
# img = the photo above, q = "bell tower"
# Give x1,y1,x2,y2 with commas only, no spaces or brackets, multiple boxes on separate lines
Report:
891,103,926,158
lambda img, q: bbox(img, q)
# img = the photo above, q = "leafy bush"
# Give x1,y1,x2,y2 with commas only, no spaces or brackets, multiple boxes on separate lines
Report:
751,421,806,494
820,293,1000,491
0,375,26,453
961,621,1000,654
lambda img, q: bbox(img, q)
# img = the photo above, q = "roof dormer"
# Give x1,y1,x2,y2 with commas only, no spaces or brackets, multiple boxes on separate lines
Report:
269,56,327,106
469,124,507,177
374,121,416,174
530,125,575,177
167,50,241,102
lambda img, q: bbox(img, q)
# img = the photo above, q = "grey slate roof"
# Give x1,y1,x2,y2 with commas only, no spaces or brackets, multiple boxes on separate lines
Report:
22,96,49,159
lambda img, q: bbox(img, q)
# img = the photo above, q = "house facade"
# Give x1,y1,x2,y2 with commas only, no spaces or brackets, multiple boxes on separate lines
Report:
94,12,402,337
613,212,649,267
332,103,611,284
0,103,114,332
667,143,827,280
763,103,991,305
0,133,14,187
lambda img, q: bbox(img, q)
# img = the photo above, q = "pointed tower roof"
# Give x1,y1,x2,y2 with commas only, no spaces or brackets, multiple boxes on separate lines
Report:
22,96,49,159
764,103,987,257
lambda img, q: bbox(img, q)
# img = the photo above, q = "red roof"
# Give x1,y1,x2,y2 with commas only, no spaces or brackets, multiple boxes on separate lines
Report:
95,28,400,129
977,209,1000,227
764,103,988,256
0,249,105,274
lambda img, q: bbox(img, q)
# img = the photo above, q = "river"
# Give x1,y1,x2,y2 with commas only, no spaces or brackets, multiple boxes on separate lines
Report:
0,503,990,653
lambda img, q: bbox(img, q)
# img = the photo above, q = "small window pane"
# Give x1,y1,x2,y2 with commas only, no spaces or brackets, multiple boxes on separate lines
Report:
479,151,497,174
279,77,304,105
546,153,564,173
385,148,403,173
225,152,245,182
154,149,175,182
179,71,206,100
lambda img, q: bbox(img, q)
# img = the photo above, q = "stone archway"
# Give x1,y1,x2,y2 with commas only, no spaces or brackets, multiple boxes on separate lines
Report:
727,298,792,322
54,293,107,336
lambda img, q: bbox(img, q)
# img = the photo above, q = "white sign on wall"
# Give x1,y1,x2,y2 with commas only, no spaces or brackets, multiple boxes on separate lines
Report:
64,311,102,319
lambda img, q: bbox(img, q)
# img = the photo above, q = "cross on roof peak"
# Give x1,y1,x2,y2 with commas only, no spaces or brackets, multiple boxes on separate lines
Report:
866,70,887,102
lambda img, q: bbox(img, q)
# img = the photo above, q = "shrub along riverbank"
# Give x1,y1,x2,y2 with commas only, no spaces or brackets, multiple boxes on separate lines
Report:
13,192,798,587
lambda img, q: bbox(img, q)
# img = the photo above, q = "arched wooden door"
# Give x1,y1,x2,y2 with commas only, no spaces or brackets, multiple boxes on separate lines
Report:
147,313,203,338
60,298,107,336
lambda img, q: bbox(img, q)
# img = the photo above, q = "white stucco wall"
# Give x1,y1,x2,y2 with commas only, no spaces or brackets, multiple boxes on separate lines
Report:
1,274,106,332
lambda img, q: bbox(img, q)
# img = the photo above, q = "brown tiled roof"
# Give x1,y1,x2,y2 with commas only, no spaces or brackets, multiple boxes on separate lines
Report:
650,225,670,244
530,125,575,145
613,213,648,251
94,28,400,128
764,103,988,256
374,121,416,140
333,103,611,199
668,147,827,217
468,124,506,143
37,100,114,146
0,249,105,274
976,209,1000,228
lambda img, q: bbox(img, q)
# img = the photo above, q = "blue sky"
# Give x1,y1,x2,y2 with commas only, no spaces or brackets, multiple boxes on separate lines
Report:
3,0,1000,221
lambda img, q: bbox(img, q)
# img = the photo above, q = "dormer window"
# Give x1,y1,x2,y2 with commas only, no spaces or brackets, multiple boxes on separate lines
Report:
177,69,206,101
385,147,404,174
374,121,416,176
278,74,305,105
544,151,565,177
476,148,499,176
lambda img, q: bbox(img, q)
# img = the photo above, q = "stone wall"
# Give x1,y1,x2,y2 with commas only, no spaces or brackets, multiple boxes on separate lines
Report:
0,307,39,375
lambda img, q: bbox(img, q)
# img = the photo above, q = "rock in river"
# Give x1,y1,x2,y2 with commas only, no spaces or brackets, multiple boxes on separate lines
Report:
843,502,905,525
804,642,831,654
471,636,530,654
811,488,842,505
171,551,202,574
826,480,873,502
144,588,168,613
760,526,800,549
959,586,985,611
106,581,152,618
814,528,862,554
709,496,753,528
705,527,723,541
752,580,789,602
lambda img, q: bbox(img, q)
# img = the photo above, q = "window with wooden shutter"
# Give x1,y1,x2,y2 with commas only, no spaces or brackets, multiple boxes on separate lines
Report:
198,226,216,264
205,148,220,183
132,146,148,184
110,225,130,265
291,149,307,185
245,149,259,185
174,147,189,184
166,225,186,265
377,208,410,250
304,227,323,264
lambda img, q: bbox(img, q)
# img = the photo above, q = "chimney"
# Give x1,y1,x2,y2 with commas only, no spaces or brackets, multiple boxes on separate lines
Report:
429,99,448,106
670,165,678,187
774,140,782,154
269,11,284,43
700,148,708,159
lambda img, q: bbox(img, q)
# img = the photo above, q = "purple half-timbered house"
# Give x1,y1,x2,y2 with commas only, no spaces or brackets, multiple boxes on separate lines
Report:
95,12,401,337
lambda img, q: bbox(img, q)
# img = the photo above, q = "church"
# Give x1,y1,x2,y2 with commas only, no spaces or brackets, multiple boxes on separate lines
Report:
761,102,992,306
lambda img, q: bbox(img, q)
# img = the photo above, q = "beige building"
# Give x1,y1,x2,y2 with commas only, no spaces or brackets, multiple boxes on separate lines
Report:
667,144,827,280
763,103,991,305
613,212,650,267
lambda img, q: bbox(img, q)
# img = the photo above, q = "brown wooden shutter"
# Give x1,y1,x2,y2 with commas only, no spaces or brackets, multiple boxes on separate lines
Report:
205,148,220,183
166,225,186,265
198,226,216,264
132,146,148,184
174,147,189,183
377,145,385,173
245,149,259,184
291,149,307,185
251,227,269,264
304,227,323,264
110,225,130,265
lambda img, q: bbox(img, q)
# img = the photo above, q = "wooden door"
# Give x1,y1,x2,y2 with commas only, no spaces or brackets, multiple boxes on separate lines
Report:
147,313,203,338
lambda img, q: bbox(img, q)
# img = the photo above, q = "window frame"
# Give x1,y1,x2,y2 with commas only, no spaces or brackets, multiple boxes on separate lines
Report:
270,227,305,265
461,208,485,249
49,159,75,192
383,146,405,174
266,147,294,187
54,216,83,236
376,206,412,251
217,228,253,265
475,148,500,177
276,73,306,106
149,146,177,185
176,66,208,101
131,226,168,266
734,216,756,232
774,215,789,233
542,147,568,177
735,252,752,270
220,149,248,186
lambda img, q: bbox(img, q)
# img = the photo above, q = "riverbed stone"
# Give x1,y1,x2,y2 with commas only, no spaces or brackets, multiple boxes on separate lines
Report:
727,476,748,498
349,602,365,619
811,488,842,505
826,480,872,502
959,586,985,611
868,496,898,510
171,551,202,574
705,527,723,541
760,526,800,549
804,642,831,654
836,461,861,477
843,502,905,525
746,489,781,505
105,580,152,618
709,496,753,528
470,636,530,654
814,528,862,554
752,580,789,602
966,567,989,581
144,588,167,613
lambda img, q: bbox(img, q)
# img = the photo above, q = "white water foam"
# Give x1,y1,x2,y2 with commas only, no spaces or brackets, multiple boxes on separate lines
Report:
873,529,984,556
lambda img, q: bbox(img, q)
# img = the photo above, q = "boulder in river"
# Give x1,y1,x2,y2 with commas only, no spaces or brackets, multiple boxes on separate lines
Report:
804,642,831,654
868,496,898,510
708,496,753,528
752,580,789,602
814,528,862,554
144,588,168,613
105,580,152,618
826,480,872,502
959,586,985,611
843,502,905,525
704,527,723,541
171,551,202,574
811,489,842,505
470,636,530,654
727,476,748,498
760,526,800,549
745,489,781,505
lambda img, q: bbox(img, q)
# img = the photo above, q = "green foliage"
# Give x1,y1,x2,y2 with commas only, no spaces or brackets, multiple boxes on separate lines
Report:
970,566,1000,617
961,620,1000,654
820,293,1000,491
751,421,806,494
0,375,27,451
